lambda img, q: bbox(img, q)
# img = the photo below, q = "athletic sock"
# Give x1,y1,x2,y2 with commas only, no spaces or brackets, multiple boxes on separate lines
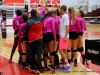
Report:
44,64,47,68
71,54,74,59
64,59,70,67
74,59,77,64
22,62,26,67
68,59,71,64
54,51,59,65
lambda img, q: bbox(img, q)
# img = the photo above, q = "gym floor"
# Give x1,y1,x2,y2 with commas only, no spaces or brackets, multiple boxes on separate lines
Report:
0,24,100,75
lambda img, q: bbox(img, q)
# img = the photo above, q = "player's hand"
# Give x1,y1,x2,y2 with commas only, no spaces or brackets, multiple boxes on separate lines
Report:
54,1,58,7
64,37,67,42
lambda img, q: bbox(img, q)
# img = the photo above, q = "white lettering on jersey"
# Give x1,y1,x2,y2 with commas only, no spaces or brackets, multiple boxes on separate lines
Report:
17,20,19,25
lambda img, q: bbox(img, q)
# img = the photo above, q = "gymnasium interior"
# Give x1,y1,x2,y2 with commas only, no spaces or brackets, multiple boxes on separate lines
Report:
0,0,100,75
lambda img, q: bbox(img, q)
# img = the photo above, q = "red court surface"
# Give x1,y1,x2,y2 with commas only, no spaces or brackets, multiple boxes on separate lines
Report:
0,55,39,75
0,54,100,75
84,32,100,38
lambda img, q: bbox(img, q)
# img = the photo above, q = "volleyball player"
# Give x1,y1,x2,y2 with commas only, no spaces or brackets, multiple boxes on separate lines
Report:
43,10,56,73
58,5,72,72
18,37,22,65
77,10,88,65
50,9,60,67
69,9,80,63
15,14,28,69
67,7,81,67
9,10,23,63
54,1,66,64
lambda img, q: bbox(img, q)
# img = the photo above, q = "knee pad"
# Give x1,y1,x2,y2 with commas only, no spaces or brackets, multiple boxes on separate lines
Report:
54,50,58,54
50,52,55,56
43,53,48,57
22,53,27,55
73,50,78,52
67,50,71,52
78,47,84,52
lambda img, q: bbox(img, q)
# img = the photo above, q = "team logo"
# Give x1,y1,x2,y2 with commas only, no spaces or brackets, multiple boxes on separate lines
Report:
87,49,99,55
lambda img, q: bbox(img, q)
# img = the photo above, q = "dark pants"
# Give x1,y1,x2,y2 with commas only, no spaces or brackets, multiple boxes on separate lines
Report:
18,52,22,64
29,38,43,71
54,50,59,65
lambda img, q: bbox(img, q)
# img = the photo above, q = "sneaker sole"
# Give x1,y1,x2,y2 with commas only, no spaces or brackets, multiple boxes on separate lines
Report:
58,68,65,72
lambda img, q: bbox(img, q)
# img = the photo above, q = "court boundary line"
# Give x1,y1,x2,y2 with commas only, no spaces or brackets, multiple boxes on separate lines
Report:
78,54,99,75
0,54,99,75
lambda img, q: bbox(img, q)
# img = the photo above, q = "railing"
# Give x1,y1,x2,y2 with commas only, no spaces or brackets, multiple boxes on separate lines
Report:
74,0,86,9
91,4,100,11
0,2,25,18
0,2,60,18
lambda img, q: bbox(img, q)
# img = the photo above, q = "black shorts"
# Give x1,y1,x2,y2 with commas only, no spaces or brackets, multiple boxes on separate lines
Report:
43,32,54,42
78,32,83,36
56,34,59,41
69,31,78,40
21,38,28,44
14,30,19,35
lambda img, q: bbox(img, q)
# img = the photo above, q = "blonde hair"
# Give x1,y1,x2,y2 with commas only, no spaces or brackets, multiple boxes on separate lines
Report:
51,9,57,14
68,7,76,23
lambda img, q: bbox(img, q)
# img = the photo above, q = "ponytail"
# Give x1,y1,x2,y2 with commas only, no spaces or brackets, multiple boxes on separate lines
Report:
70,7,76,23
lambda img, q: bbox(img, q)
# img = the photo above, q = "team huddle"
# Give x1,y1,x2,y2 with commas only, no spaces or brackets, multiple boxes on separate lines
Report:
8,1,88,74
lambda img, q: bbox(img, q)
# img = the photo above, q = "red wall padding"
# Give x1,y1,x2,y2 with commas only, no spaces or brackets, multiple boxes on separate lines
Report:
4,0,24,6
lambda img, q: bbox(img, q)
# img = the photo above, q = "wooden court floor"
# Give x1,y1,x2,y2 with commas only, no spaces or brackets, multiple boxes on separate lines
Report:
0,24,100,75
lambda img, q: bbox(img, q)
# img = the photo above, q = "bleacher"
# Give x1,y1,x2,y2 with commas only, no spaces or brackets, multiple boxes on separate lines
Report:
85,8,100,17
84,8,100,24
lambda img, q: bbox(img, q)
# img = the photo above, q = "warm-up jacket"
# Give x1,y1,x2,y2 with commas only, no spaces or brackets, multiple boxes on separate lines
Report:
23,12,48,42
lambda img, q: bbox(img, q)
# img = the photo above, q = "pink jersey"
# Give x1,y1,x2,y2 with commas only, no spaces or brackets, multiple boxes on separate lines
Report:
16,23,26,37
79,18,86,32
44,16,56,40
13,16,23,30
55,16,60,34
68,14,81,32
